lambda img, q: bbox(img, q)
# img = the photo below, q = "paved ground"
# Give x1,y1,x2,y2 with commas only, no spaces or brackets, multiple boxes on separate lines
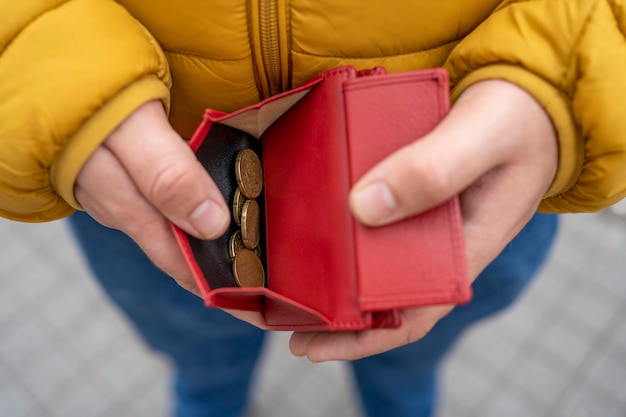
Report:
1,212,625,417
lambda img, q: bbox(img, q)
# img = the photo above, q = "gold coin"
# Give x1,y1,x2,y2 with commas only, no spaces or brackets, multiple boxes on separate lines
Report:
235,149,263,199
232,248,265,287
232,188,246,226
228,230,244,260
241,199,260,249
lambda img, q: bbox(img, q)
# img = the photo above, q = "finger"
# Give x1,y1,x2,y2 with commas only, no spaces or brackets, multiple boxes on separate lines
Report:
223,309,268,330
289,305,453,362
76,146,201,294
105,100,230,240
348,80,535,227
348,107,500,226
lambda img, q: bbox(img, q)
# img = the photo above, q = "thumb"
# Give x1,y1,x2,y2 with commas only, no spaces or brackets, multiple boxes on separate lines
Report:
104,100,230,239
348,80,518,226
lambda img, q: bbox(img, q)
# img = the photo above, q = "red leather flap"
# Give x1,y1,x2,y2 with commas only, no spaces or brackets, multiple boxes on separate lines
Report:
206,287,334,330
205,287,399,331
343,69,472,311
261,67,367,326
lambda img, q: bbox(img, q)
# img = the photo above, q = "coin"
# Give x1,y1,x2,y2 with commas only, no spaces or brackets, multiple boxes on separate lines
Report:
232,188,246,226
228,230,244,260
235,149,263,199
240,199,260,249
232,248,265,287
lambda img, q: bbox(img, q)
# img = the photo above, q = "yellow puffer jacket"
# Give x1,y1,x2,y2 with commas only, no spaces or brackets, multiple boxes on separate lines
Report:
1,0,625,221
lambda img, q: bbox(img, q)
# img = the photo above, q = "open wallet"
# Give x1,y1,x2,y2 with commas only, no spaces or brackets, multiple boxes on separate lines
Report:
172,65,472,331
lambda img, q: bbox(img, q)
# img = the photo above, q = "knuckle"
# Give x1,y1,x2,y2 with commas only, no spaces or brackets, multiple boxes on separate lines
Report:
406,323,429,345
146,160,198,210
399,155,451,204
401,311,432,345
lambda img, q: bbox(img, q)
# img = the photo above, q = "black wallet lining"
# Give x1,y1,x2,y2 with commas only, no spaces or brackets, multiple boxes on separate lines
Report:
188,123,267,289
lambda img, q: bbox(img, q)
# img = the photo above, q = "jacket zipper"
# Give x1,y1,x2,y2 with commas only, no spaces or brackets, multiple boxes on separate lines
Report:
252,0,289,100
259,0,280,97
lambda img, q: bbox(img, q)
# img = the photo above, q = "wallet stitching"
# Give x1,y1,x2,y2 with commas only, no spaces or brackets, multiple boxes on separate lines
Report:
446,198,467,298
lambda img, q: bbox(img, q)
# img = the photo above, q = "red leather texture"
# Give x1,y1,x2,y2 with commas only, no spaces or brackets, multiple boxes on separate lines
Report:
172,66,471,331
343,71,470,311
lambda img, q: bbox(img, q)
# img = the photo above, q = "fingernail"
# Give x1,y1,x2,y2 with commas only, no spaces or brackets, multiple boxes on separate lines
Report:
350,181,397,225
189,200,230,239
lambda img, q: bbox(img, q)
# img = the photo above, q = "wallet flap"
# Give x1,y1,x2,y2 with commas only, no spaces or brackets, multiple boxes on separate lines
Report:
206,287,333,329
343,68,471,311
262,66,369,326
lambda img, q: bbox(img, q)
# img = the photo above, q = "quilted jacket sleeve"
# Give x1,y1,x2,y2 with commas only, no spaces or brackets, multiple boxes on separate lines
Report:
444,0,626,213
0,0,171,222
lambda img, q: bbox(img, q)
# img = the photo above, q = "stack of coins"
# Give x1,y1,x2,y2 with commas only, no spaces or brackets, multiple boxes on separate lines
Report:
229,149,265,287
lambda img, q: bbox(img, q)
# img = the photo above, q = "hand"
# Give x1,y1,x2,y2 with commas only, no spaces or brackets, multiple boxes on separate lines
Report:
75,100,268,327
76,101,227,293
290,80,558,361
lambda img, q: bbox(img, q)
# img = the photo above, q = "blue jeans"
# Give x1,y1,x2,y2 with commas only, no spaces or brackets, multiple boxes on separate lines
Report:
68,212,558,417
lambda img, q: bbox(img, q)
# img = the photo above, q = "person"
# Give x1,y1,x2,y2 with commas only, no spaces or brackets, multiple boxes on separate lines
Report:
1,1,624,416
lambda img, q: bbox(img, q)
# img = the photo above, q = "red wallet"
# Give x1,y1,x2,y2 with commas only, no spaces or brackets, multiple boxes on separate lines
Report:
173,66,471,331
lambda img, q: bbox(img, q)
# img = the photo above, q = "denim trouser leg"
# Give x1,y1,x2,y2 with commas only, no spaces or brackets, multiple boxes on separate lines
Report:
68,212,266,417
68,211,557,417
350,213,559,417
